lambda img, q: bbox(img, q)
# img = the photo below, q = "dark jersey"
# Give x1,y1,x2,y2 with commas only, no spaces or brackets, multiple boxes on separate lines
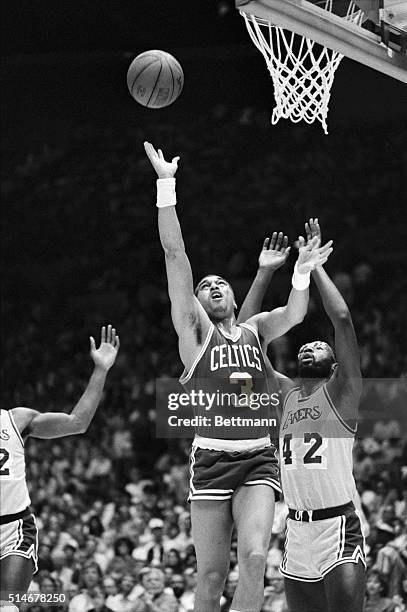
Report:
180,322,275,439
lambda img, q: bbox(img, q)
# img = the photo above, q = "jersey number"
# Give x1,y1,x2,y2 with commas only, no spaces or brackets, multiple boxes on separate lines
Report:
229,372,255,409
282,433,324,466
0,448,10,476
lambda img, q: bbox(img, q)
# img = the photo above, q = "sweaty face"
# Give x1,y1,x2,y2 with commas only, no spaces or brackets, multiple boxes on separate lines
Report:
195,275,236,320
297,341,336,379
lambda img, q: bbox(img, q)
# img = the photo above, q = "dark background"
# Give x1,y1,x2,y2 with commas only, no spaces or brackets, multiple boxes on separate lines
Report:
2,0,407,154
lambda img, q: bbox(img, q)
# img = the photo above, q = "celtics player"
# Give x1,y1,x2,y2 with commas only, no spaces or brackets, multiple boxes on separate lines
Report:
144,142,333,612
239,219,366,612
0,326,119,608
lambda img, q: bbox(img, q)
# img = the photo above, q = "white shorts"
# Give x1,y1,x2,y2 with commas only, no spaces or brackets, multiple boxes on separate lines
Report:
0,510,38,573
279,509,366,582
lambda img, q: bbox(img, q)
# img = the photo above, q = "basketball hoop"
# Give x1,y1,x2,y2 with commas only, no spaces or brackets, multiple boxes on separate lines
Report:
239,1,365,133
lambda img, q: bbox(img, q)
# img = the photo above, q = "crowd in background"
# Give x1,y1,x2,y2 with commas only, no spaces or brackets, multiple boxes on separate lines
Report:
1,112,407,611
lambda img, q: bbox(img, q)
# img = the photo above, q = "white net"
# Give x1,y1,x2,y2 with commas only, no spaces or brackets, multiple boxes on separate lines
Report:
240,1,364,134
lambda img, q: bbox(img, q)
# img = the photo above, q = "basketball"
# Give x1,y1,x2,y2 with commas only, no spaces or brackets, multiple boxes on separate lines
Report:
127,50,184,109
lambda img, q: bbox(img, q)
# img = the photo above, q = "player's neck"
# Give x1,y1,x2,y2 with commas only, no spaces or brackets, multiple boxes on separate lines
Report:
216,315,237,335
299,379,325,397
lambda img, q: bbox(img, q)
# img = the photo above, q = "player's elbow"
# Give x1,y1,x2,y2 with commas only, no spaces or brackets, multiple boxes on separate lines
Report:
163,244,186,260
287,308,306,326
71,416,88,435
335,309,352,326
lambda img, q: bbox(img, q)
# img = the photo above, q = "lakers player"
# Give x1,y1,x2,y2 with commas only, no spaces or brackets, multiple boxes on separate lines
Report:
239,219,366,612
0,325,119,607
144,142,333,612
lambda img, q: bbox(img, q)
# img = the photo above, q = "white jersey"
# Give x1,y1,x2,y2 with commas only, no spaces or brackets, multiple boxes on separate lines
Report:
279,384,357,510
0,409,31,515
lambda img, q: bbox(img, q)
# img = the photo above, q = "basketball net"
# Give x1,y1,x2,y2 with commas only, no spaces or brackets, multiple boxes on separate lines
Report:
240,1,365,134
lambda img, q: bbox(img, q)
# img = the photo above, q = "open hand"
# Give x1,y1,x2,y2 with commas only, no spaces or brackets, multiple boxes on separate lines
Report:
90,325,120,371
259,232,291,272
144,141,180,178
305,217,322,244
297,235,333,273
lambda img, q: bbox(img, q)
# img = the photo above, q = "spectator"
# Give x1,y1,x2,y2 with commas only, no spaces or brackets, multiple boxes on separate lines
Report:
102,576,118,599
133,568,178,612
51,549,74,591
107,538,137,577
69,562,103,612
178,569,196,612
87,587,114,612
145,519,165,565
105,574,138,612
364,570,396,612
262,577,289,612
169,574,185,609
163,549,183,574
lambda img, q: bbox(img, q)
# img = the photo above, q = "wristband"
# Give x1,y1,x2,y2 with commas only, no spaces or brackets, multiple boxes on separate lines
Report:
156,178,176,208
292,262,310,291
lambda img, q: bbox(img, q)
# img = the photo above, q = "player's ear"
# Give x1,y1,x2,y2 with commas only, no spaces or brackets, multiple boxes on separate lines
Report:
331,362,338,376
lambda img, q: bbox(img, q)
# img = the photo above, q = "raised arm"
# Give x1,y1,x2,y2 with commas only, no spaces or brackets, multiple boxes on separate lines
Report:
306,219,362,407
12,325,120,439
144,142,210,370
237,232,290,324
246,235,333,344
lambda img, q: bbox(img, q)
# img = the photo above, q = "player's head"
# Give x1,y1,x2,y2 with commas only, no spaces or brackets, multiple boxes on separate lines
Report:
194,275,237,320
297,341,336,380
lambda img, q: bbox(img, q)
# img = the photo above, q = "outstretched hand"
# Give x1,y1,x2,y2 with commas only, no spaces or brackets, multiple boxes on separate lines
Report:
259,232,291,272
297,234,333,274
144,141,180,178
305,217,322,244
90,325,120,372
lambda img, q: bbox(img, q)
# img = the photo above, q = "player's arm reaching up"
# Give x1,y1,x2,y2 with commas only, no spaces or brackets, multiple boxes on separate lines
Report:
11,325,120,439
244,234,333,344
237,232,290,324
306,218,362,425
144,142,211,371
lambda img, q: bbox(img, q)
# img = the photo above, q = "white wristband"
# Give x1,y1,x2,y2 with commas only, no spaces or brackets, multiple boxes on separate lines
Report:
292,262,310,291
156,178,176,208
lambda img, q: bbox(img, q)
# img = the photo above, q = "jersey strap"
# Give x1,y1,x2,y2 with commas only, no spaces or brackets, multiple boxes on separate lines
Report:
322,385,357,435
179,324,215,384
8,410,24,447
282,386,300,411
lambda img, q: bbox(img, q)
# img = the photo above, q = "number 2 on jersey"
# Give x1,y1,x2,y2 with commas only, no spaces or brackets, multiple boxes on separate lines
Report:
0,448,10,476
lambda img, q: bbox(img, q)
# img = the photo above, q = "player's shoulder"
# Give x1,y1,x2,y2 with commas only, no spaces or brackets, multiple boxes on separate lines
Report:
281,381,300,403
325,366,362,403
9,407,37,435
238,320,259,338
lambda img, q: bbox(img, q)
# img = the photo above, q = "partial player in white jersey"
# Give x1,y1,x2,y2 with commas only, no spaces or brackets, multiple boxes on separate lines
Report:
144,143,333,612
0,326,119,608
239,219,365,612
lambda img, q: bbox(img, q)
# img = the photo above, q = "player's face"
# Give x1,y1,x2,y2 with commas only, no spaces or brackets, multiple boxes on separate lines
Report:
297,341,335,379
195,275,236,320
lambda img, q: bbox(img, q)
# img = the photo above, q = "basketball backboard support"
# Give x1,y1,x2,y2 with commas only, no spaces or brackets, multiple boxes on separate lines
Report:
236,0,407,83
